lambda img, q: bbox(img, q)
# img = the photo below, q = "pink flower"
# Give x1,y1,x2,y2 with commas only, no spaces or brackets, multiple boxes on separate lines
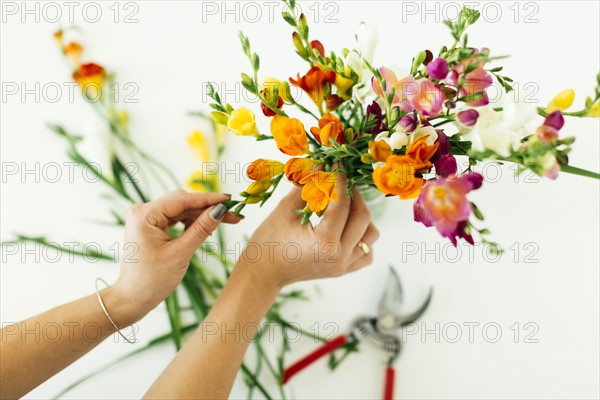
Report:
446,53,493,107
372,67,415,112
407,79,444,117
537,111,564,144
413,173,483,245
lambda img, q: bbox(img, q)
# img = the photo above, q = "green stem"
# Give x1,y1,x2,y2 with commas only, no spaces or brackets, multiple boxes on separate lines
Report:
560,164,600,179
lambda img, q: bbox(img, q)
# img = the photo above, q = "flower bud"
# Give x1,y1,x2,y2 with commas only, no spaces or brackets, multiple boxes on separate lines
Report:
427,58,449,80
397,114,418,133
546,89,575,113
457,109,479,127
543,110,564,131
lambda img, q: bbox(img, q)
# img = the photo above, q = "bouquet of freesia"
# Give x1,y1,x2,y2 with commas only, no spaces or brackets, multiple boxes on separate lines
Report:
210,1,599,248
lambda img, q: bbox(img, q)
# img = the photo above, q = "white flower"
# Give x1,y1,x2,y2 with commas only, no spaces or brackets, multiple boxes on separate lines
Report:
389,131,409,149
345,51,363,80
463,96,539,157
374,130,390,143
503,96,538,131
352,69,374,103
356,22,378,64
409,125,438,146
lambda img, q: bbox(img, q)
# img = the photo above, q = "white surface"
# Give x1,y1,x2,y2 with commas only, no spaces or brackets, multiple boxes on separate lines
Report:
1,1,599,399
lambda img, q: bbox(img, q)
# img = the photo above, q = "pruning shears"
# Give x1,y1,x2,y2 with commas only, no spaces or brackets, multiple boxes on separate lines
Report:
282,267,433,400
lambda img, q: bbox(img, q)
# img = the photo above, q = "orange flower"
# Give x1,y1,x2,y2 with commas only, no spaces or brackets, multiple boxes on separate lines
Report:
270,115,309,156
284,158,318,184
247,159,284,181
290,66,336,111
369,140,392,162
63,42,83,66
72,63,105,97
310,113,345,145
373,156,423,199
300,171,339,213
53,30,63,43
405,135,439,171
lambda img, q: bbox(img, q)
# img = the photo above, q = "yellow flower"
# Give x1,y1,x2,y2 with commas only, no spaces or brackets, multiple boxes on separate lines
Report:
587,99,600,118
187,171,218,193
247,159,284,181
546,89,575,113
227,107,259,136
270,115,309,156
300,171,339,214
72,63,105,98
187,130,211,162
246,180,272,195
215,123,228,148
335,67,355,100
262,77,291,103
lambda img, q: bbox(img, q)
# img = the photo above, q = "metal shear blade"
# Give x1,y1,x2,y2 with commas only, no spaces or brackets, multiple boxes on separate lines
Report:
377,266,433,332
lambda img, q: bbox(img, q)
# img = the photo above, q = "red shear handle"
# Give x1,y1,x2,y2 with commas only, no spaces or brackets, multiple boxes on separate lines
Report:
282,335,348,384
383,367,395,400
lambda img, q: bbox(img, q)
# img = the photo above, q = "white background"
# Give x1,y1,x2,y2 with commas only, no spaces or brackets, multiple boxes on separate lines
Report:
1,1,599,399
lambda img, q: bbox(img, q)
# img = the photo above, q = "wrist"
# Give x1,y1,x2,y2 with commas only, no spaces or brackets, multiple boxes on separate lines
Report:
101,284,151,327
235,259,283,297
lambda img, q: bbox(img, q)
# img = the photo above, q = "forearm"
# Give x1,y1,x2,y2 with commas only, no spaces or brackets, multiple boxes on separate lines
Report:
144,261,280,399
0,286,142,399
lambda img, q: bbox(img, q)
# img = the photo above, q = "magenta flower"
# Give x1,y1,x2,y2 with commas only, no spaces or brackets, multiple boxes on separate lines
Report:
372,67,415,112
407,79,444,117
366,101,387,133
544,110,565,131
413,172,483,245
457,109,479,126
427,58,449,80
434,154,458,178
397,113,418,133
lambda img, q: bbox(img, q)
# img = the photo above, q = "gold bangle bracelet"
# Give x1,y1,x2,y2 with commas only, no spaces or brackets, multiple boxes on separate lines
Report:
95,278,137,344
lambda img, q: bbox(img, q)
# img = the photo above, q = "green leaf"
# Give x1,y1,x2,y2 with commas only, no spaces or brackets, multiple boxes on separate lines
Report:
165,293,183,350
560,164,600,179
282,11,296,26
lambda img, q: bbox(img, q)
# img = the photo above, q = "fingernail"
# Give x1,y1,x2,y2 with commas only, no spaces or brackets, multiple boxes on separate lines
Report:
238,214,246,220
210,203,227,220
223,193,232,197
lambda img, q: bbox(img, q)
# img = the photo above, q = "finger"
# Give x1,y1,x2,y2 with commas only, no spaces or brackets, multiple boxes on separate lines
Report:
341,188,372,249
349,223,379,264
175,203,227,255
279,186,307,221
146,190,230,228
346,251,375,273
317,174,351,238
222,212,243,224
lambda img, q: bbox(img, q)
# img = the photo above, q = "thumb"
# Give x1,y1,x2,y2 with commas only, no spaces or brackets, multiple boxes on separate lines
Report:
176,203,227,255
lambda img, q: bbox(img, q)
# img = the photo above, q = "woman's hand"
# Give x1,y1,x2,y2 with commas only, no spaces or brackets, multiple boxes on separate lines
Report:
112,190,242,323
240,175,379,290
